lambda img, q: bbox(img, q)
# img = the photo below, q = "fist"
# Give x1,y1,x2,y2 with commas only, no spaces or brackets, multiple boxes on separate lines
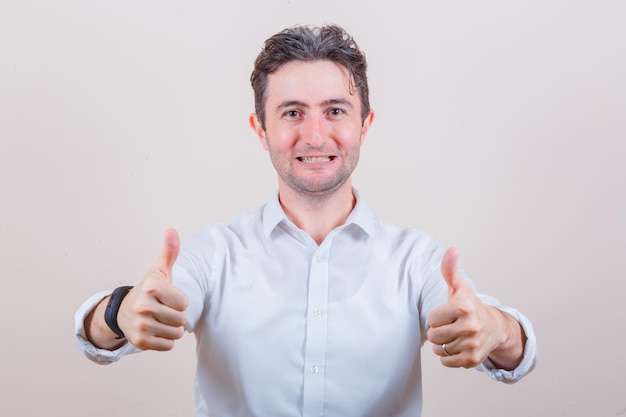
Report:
117,229,189,351
426,247,504,368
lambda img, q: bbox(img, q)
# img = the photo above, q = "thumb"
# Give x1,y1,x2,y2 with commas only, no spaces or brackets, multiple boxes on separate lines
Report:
154,228,180,281
441,247,470,299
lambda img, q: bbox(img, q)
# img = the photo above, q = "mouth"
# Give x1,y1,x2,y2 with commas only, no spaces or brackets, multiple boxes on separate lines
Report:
297,156,336,163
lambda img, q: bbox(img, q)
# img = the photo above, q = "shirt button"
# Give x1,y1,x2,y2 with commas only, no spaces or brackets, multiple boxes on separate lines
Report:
316,255,325,263
310,365,320,374
313,309,323,317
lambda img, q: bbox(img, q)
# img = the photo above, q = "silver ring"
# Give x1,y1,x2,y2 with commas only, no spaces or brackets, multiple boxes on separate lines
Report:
442,343,450,356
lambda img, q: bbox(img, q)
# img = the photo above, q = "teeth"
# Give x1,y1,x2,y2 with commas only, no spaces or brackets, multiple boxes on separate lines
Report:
300,156,331,163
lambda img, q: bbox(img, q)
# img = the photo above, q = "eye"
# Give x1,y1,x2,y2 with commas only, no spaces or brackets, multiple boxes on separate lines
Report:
283,110,301,119
328,108,345,117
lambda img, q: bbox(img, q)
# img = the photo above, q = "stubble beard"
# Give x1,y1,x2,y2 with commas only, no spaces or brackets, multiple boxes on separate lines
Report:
269,147,360,202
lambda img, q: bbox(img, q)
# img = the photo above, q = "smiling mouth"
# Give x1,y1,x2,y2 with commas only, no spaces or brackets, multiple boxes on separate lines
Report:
297,156,336,163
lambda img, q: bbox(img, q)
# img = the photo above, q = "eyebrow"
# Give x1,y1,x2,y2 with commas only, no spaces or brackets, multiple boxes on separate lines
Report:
323,98,354,109
276,98,354,111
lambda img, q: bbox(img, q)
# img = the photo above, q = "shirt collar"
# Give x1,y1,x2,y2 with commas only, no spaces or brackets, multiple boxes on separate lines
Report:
262,190,287,237
262,188,376,238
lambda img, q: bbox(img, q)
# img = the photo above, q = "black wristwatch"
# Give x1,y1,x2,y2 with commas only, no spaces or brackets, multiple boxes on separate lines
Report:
104,286,134,339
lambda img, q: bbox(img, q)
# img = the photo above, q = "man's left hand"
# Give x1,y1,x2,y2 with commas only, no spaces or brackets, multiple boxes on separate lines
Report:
426,247,523,369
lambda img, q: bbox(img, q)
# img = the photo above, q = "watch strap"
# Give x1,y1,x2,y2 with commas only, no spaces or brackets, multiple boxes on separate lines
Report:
104,286,134,339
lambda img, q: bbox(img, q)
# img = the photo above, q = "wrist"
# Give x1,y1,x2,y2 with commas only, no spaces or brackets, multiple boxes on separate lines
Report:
488,310,526,370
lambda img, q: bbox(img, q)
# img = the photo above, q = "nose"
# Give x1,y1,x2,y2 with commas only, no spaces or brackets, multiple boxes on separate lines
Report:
302,114,328,147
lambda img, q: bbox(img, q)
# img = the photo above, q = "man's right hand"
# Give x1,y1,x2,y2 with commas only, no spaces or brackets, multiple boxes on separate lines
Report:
116,228,189,351
85,229,189,351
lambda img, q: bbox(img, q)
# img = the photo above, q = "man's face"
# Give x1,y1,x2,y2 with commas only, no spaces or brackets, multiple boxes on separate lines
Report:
250,60,374,198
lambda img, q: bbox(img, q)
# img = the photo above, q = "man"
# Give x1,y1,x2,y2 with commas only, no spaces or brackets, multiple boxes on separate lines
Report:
75,24,537,416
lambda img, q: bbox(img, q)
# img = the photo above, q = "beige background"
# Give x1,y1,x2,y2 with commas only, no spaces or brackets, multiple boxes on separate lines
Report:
1,1,624,416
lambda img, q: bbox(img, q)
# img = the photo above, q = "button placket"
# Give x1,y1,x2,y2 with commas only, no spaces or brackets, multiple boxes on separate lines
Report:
302,246,330,417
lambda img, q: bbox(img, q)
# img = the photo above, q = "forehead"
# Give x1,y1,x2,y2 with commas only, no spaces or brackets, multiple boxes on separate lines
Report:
265,60,357,107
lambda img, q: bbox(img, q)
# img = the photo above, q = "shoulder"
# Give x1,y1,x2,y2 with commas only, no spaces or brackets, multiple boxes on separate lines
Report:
373,214,444,257
180,205,265,258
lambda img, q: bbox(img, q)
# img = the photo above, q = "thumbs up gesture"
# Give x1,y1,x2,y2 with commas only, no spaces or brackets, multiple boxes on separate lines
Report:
116,229,190,351
426,247,525,369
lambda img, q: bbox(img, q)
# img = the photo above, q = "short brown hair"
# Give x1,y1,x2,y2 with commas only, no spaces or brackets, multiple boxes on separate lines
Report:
250,24,370,128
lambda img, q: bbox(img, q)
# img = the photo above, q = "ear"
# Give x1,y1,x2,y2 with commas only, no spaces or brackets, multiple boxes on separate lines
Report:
249,113,269,150
359,109,375,145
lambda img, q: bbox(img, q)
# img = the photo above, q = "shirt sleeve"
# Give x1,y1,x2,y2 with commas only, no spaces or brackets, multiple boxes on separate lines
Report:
73,290,141,365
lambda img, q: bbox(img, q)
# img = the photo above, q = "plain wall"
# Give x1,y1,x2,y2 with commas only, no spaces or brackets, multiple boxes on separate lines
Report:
1,1,624,415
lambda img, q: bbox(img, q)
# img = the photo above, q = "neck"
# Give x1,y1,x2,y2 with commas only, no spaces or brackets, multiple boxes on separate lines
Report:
278,182,356,245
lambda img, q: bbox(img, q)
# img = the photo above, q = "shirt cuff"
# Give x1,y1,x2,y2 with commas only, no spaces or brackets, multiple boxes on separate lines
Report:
476,306,537,383
74,290,141,364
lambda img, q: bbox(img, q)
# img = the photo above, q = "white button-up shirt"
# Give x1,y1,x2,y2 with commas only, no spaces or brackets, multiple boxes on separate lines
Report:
75,191,537,417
